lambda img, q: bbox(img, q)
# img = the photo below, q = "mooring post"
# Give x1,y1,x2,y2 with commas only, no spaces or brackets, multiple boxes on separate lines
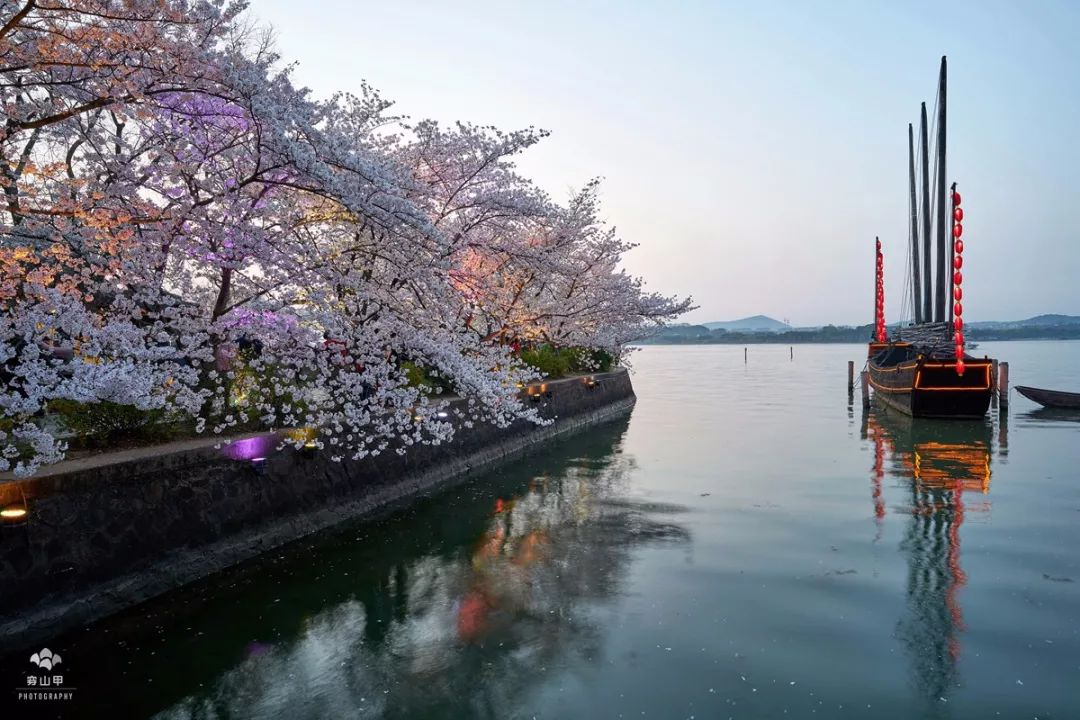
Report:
744,347,747,364
860,370,870,408
999,361,1009,408
790,346,793,360
847,361,855,392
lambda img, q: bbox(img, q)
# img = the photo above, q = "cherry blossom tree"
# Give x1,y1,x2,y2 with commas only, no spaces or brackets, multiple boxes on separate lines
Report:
0,0,690,477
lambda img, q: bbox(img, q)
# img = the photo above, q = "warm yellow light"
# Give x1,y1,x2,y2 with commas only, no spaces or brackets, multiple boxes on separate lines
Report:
1,507,27,520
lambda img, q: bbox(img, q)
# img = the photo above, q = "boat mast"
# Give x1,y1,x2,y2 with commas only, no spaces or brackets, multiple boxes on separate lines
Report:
908,123,922,324
934,56,948,323
919,103,932,323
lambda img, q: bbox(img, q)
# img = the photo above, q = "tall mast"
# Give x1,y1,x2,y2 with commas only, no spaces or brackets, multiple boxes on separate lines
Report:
919,103,932,323
908,123,922,324
934,56,948,323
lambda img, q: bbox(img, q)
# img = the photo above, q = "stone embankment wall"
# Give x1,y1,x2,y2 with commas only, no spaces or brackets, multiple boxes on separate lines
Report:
0,370,635,652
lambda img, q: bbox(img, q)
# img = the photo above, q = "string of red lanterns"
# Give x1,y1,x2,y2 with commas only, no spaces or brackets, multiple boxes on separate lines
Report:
875,237,886,343
952,188,965,374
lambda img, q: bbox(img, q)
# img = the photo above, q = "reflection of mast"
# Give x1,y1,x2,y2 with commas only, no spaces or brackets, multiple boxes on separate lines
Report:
865,409,993,704
900,480,963,700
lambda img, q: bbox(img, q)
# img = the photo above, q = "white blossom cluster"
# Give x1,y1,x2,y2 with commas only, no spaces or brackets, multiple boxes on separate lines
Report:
0,1,692,476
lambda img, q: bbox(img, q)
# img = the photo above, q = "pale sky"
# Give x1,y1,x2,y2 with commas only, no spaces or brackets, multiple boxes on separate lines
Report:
252,0,1079,326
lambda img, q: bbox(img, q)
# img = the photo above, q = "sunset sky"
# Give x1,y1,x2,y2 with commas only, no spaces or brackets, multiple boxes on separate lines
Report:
254,0,1079,326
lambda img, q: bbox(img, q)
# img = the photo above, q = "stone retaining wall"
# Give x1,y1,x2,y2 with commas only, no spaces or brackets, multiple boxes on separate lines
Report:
0,370,635,653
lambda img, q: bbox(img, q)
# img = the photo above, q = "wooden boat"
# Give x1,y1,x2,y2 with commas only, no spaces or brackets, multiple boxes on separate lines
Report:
1015,385,1080,410
866,57,993,419
869,346,993,418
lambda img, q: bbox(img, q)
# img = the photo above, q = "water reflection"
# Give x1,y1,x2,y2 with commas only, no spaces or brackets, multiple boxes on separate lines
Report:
43,416,690,720
1018,406,1080,426
866,408,998,710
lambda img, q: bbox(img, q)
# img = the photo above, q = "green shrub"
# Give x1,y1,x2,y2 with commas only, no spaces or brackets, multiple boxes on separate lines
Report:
519,344,571,378
400,361,456,396
48,399,172,447
401,361,433,390
588,349,615,373
519,345,618,378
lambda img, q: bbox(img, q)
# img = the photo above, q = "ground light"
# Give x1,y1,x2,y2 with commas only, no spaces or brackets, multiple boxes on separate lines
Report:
1,505,27,520
1,503,28,527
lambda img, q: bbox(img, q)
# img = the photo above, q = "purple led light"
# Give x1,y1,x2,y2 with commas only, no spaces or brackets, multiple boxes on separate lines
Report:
221,435,276,461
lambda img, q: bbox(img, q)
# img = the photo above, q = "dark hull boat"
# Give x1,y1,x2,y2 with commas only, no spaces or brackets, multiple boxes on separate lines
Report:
866,57,994,420
1015,385,1080,410
868,343,993,419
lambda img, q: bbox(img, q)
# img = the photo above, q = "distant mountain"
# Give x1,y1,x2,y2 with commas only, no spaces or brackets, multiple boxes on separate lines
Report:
965,314,1080,330
702,315,791,333
636,312,1080,346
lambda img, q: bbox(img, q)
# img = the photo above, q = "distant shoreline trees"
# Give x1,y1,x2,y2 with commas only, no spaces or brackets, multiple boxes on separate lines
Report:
638,324,1080,345
0,1,691,475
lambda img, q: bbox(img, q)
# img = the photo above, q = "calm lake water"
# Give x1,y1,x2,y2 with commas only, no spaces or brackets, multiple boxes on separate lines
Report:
12,342,1080,719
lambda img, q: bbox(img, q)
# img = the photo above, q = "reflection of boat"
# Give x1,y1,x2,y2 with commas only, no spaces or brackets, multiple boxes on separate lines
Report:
869,408,994,494
865,407,997,706
1015,385,1080,410
866,57,994,419
1021,407,1080,424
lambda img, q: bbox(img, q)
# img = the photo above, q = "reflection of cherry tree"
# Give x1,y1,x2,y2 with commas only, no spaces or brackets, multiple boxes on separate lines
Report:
0,1,690,475
152,423,689,720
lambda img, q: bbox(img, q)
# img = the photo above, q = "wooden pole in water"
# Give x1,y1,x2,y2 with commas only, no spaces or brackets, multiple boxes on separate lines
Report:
991,359,999,395
847,361,855,391
999,362,1009,408
860,370,870,408
790,346,793,360
744,347,747,364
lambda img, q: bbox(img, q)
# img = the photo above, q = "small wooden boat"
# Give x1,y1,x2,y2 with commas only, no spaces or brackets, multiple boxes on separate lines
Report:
1015,385,1080,410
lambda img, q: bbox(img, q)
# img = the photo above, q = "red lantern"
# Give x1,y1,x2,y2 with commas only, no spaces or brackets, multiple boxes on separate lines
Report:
955,331,964,345
954,207,964,222
955,316,963,330
955,239,963,254
953,223,963,238
954,255,963,270
954,302,962,316
954,287,963,302
954,271,963,285
956,360,965,375
952,191,961,206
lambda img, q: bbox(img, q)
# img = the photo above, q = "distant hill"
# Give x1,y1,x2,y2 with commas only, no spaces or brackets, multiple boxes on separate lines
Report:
967,314,1080,330
702,315,791,333
636,312,1080,345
